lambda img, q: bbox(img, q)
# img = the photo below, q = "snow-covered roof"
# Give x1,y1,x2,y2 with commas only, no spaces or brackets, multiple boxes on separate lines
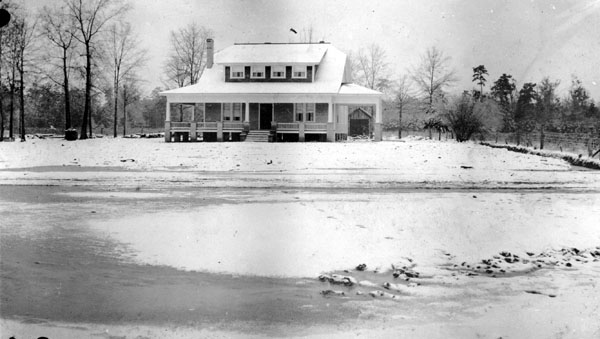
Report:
217,43,329,65
338,84,382,96
161,43,382,98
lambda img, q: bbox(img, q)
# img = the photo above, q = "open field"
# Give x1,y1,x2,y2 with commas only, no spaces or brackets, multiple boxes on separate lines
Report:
1,138,600,338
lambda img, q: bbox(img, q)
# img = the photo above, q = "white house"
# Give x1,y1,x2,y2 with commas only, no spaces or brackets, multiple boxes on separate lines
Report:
160,40,383,142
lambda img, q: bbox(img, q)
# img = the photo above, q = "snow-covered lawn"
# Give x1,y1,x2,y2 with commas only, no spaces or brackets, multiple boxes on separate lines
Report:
1,137,598,189
2,138,600,338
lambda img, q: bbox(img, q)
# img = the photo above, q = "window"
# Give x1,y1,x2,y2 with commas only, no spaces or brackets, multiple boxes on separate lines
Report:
233,103,242,121
295,103,304,122
292,65,307,78
271,65,286,79
251,66,265,79
230,66,245,79
306,103,315,122
223,103,232,121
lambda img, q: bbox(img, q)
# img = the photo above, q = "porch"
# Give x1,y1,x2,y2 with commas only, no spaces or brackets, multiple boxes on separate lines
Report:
163,94,382,142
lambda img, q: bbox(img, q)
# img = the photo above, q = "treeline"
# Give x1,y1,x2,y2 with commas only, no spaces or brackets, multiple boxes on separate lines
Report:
0,0,165,142
350,45,600,142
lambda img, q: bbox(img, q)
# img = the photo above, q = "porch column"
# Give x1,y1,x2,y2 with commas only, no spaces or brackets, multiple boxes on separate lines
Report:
217,122,223,142
190,122,197,141
164,100,171,142
191,104,195,121
244,102,250,122
327,101,334,142
374,99,382,142
166,99,171,121
299,122,305,142
327,98,334,122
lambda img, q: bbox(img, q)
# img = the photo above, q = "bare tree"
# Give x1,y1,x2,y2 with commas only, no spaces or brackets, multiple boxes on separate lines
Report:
66,0,129,139
395,74,413,139
41,5,76,132
164,23,212,88
14,15,37,142
356,43,390,92
121,76,140,136
107,22,146,137
0,1,16,141
1,1,21,141
411,46,457,115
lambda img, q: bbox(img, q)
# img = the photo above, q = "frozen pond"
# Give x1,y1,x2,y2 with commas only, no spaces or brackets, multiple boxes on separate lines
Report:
91,191,600,277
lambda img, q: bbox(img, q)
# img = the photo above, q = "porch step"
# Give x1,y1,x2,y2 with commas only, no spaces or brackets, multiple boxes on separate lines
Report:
245,130,271,142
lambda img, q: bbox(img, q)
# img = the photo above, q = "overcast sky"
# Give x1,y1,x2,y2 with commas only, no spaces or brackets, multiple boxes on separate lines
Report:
28,0,600,99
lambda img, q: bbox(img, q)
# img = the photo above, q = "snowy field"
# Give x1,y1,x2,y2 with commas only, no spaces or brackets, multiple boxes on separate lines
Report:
2,137,600,338
1,137,599,189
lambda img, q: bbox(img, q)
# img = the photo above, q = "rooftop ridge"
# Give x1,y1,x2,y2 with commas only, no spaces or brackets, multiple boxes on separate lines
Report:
233,42,330,45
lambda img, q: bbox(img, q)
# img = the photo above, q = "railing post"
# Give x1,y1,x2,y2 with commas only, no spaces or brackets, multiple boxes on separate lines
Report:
327,122,335,142
217,122,223,142
190,122,197,141
164,121,171,142
299,122,305,142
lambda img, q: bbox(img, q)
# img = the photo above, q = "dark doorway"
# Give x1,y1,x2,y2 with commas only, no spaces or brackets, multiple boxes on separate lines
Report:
349,119,370,136
249,103,259,130
259,104,272,130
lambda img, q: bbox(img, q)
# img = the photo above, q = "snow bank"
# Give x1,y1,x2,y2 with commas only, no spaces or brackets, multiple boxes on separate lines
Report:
481,142,600,170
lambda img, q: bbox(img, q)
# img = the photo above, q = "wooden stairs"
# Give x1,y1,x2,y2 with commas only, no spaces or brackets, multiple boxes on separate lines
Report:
244,130,271,142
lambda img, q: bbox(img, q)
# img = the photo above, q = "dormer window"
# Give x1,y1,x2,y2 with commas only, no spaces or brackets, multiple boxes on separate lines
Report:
271,65,286,79
230,66,245,79
251,66,265,79
292,65,307,78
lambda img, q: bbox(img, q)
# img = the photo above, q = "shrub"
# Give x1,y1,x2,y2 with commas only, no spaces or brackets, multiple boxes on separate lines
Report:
445,96,485,142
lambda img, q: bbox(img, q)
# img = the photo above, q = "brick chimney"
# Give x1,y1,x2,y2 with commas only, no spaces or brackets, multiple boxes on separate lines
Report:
206,38,214,69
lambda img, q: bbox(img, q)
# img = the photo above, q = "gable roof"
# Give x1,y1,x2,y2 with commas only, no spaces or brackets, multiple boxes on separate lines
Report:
217,43,329,65
161,43,382,98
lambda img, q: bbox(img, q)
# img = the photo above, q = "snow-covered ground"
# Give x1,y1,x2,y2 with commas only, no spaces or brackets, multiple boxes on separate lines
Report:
2,138,600,338
1,137,599,189
88,190,600,278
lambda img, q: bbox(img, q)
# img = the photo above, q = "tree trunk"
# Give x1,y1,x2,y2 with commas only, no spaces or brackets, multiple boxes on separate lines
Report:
80,45,91,139
88,104,92,138
0,32,3,141
539,125,545,150
398,106,402,139
113,79,118,137
122,86,127,136
9,79,14,140
19,67,25,142
0,97,3,141
63,49,71,130
438,129,441,141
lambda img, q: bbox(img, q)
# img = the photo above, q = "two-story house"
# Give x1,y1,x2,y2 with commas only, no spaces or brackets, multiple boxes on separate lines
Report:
161,39,383,142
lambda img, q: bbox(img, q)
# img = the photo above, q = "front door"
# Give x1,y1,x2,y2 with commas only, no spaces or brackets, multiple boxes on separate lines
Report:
259,104,273,130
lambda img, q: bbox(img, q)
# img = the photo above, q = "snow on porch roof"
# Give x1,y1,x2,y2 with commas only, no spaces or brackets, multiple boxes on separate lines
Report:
216,42,329,64
338,83,382,96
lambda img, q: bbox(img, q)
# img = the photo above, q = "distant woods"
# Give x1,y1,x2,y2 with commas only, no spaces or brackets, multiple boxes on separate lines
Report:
0,0,156,141
347,42,599,143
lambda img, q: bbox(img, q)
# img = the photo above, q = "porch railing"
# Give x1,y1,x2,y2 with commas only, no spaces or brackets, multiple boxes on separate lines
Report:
170,121,191,130
305,123,328,131
223,122,244,130
278,122,299,130
198,121,218,129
